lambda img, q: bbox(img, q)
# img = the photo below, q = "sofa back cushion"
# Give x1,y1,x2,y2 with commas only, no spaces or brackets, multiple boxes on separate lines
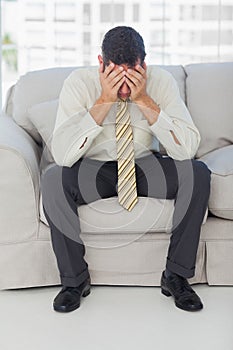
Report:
184,62,233,158
11,66,76,144
10,65,186,144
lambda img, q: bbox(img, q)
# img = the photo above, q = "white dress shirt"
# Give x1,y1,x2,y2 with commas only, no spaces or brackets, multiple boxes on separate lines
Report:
51,65,201,167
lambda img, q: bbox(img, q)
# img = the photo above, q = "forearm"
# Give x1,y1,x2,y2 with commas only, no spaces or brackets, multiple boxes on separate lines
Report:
135,95,181,145
134,95,160,125
89,96,114,126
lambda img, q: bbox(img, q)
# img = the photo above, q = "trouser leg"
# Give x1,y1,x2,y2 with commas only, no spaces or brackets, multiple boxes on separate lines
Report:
135,152,211,278
41,158,118,287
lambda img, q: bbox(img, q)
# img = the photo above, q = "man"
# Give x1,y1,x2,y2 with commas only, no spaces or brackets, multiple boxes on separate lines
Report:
41,26,211,313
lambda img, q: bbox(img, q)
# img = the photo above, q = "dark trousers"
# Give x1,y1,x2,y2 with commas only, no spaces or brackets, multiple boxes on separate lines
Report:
41,152,211,287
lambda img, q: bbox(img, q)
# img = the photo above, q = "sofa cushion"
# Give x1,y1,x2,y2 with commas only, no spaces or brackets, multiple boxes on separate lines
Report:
12,67,76,143
184,62,233,158
39,192,208,234
28,99,58,166
199,145,233,220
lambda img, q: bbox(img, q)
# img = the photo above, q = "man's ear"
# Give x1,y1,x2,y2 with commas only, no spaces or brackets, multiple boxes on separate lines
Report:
98,55,104,65
142,61,147,70
98,55,105,73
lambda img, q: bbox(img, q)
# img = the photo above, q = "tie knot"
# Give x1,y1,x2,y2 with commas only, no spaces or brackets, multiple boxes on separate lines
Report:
118,97,129,104
117,99,128,112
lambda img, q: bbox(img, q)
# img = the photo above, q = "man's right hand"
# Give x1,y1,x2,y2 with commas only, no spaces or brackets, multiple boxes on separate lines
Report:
89,61,126,126
99,61,126,103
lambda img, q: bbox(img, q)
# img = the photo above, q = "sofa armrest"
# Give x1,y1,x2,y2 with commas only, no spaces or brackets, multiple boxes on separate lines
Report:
199,145,233,220
0,114,41,243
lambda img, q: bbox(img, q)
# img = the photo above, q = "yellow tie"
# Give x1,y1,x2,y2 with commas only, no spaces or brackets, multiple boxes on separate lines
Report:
115,99,138,211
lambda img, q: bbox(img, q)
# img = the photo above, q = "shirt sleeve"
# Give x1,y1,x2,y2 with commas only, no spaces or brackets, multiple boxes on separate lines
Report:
51,72,103,167
149,72,201,160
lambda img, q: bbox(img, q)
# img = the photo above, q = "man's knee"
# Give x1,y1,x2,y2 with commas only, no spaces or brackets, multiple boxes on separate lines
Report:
191,159,211,193
192,160,211,182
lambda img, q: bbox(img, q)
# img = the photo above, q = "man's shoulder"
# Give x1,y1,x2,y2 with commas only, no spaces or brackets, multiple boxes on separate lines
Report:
147,65,174,83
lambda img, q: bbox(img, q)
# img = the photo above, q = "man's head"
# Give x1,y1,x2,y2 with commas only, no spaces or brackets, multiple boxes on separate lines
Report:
101,26,146,67
99,26,146,100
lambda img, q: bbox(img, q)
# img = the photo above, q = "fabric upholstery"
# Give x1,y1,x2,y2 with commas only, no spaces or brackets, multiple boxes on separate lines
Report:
200,145,233,220
185,62,233,158
39,192,208,232
0,115,40,243
0,62,232,290
12,65,186,145
12,67,76,143
28,99,58,165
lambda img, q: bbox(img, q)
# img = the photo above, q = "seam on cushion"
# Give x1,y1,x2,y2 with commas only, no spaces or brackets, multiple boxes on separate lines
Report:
204,239,233,242
2,237,233,246
209,207,233,211
182,65,188,105
210,173,233,176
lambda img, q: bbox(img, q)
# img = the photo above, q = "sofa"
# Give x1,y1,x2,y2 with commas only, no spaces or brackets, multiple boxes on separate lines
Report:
0,62,233,290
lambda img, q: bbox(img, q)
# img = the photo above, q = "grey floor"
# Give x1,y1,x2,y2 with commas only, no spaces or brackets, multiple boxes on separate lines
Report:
1,284,233,350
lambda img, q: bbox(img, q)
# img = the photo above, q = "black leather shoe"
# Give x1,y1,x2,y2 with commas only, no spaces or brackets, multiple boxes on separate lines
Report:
53,278,91,312
161,271,203,312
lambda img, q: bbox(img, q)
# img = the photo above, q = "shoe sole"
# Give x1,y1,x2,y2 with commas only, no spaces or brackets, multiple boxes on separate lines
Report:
161,288,203,312
53,286,91,313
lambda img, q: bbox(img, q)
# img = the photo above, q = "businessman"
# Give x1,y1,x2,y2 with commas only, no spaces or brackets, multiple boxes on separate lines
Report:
41,26,211,313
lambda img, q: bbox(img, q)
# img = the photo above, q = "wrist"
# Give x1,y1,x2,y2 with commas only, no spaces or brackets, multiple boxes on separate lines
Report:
133,94,161,126
97,94,116,105
133,93,152,105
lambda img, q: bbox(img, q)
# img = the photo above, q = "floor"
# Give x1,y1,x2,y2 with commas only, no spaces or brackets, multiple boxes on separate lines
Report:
1,284,233,350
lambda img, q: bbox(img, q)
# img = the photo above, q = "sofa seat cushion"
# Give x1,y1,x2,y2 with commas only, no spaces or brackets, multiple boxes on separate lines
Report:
199,145,233,220
39,193,208,234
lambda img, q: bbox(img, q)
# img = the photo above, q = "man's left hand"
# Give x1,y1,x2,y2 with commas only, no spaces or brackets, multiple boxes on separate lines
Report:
125,63,147,102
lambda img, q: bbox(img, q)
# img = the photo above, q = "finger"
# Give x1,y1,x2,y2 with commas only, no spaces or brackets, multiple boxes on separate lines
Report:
104,62,115,78
113,75,127,91
128,65,145,78
126,70,141,86
135,64,146,77
125,76,134,89
109,67,125,86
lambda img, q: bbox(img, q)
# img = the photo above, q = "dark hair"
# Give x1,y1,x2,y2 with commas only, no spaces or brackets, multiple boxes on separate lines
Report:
101,26,146,67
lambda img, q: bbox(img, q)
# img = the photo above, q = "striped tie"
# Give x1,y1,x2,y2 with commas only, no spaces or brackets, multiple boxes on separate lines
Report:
115,99,138,211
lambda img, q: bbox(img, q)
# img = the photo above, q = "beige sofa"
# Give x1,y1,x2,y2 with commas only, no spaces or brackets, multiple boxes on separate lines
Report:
0,62,233,290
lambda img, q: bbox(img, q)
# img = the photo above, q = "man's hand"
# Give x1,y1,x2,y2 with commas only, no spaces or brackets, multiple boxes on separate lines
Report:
125,62,161,126
99,61,126,103
89,61,126,125
125,63,147,102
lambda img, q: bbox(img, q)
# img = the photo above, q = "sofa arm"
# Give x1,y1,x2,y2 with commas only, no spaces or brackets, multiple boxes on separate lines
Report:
0,114,41,243
199,145,233,220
